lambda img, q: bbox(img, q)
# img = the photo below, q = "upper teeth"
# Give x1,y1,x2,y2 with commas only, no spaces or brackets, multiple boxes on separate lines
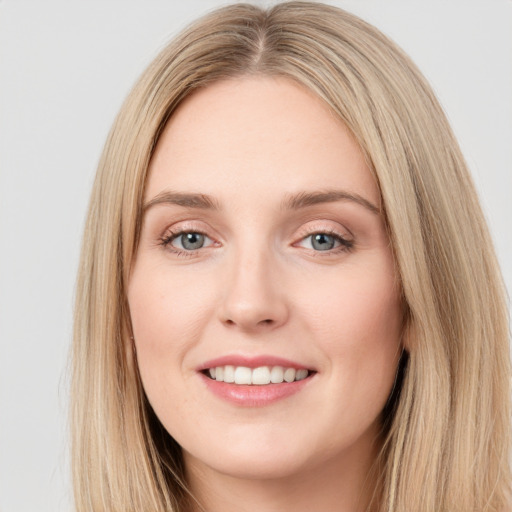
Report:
207,366,309,385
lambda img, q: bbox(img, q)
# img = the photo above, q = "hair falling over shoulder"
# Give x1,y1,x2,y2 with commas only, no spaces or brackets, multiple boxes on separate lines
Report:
71,2,512,511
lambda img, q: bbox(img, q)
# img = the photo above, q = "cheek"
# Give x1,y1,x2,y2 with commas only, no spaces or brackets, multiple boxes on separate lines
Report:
297,259,402,393
302,262,401,341
127,264,216,396
130,263,213,344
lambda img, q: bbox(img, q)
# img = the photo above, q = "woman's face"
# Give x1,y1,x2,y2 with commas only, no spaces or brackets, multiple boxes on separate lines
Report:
128,77,402,482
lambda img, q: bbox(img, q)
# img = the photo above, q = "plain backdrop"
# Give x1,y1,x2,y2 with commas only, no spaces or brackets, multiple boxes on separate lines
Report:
0,1,511,511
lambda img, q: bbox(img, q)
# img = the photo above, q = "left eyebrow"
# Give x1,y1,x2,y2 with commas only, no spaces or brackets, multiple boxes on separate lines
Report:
281,189,380,215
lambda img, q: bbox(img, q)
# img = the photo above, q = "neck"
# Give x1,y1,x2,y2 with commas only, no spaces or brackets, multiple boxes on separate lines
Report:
184,429,382,512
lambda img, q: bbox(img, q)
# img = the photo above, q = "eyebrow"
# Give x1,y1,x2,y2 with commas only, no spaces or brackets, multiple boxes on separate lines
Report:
282,190,380,215
143,188,380,215
143,191,221,212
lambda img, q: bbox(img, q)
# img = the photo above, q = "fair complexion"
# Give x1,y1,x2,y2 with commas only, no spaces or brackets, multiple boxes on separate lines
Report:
128,76,403,512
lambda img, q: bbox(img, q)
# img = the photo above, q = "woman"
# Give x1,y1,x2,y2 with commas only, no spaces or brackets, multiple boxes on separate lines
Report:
71,2,511,511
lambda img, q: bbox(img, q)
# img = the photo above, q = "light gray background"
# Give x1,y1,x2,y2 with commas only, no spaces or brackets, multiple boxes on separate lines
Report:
0,1,510,511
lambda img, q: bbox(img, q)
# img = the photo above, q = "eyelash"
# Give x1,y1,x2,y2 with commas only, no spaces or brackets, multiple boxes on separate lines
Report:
296,228,354,255
159,228,354,257
159,229,214,258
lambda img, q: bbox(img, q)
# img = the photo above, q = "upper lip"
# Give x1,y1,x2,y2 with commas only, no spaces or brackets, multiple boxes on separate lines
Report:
198,354,315,372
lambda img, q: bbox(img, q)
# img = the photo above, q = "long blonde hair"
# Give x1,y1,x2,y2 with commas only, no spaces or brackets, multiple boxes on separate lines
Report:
71,2,511,511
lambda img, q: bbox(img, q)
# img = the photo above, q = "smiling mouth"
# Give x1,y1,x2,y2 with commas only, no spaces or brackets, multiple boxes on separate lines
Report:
202,365,314,385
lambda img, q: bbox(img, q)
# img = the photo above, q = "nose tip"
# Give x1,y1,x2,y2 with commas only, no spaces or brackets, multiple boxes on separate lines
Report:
219,256,288,333
223,307,281,331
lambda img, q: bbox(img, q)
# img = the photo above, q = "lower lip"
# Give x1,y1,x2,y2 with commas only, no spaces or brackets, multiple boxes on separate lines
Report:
200,373,313,407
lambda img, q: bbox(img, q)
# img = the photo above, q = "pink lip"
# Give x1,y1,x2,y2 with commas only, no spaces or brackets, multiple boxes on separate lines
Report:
199,373,313,407
198,354,313,372
197,354,316,407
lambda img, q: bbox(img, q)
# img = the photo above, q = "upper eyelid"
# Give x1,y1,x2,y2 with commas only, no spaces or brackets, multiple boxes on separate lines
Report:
161,228,352,250
156,218,353,243
294,231,352,248
159,230,217,257
160,220,219,238
293,221,353,239
170,231,215,248
163,227,215,244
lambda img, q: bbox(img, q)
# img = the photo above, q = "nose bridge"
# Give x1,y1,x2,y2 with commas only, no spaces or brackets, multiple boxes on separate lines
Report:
219,239,288,331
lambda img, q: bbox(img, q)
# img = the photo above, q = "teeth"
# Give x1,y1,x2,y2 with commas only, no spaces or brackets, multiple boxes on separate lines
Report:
283,368,296,382
205,365,311,385
223,365,235,383
296,369,308,381
234,366,252,385
252,366,271,385
270,366,284,383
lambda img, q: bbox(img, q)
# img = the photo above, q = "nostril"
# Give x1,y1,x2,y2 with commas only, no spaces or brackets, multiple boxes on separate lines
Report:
223,318,274,327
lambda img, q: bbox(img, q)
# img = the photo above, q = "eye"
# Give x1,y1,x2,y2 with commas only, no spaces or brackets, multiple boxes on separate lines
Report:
298,232,353,252
162,231,215,251
310,233,337,251
175,232,207,250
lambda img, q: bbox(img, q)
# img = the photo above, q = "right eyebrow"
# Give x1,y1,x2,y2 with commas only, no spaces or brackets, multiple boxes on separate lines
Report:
143,190,221,212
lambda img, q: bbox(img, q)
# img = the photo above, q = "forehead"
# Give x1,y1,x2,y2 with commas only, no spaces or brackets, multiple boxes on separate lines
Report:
146,76,379,207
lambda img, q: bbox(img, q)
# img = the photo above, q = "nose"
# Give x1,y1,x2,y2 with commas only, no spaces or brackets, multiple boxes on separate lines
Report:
218,249,289,333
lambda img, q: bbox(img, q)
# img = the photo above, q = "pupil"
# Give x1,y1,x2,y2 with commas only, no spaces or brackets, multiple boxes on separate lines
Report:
182,233,204,250
312,233,335,251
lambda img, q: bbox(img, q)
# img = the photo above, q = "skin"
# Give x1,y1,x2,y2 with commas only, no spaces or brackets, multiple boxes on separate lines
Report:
128,76,403,512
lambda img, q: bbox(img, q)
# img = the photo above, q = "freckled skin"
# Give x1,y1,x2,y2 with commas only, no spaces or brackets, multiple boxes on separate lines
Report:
128,77,403,512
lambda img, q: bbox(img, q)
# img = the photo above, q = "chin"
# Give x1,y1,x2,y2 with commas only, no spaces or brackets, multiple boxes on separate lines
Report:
184,440,313,481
